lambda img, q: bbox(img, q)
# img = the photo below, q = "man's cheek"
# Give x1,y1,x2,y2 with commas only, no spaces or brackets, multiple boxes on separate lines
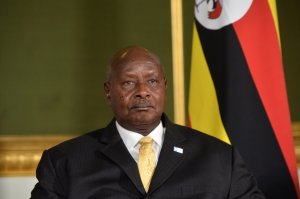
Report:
120,92,132,101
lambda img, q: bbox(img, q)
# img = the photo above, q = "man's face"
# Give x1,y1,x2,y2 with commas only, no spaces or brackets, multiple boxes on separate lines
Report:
104,49,167,133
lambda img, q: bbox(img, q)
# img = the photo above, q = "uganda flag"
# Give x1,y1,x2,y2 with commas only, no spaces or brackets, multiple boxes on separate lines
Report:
188,0,299,198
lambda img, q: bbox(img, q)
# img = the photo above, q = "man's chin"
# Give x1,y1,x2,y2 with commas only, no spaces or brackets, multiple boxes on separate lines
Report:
130,113,161,126
117,113,161,134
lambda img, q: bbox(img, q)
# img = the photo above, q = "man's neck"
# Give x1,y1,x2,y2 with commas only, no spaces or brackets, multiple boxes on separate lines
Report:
116,120,161,136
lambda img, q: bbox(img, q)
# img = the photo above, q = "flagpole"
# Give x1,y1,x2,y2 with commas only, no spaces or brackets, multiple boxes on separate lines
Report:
170,0,185,125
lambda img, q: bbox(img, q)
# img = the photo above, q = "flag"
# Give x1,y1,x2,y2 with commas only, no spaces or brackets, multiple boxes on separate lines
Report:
188,0,299,198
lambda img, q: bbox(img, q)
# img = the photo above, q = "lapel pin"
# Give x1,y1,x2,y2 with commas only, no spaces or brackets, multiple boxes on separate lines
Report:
173,146,183,154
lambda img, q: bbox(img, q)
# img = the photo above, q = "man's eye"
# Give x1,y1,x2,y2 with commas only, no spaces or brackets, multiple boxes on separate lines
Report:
148,79,158,84
123,81,134,86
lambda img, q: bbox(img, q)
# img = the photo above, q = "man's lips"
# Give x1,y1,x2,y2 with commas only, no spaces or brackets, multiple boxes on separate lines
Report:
132,107,152,111
131,102,154,110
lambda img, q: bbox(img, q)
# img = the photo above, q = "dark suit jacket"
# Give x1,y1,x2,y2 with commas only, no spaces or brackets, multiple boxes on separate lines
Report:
31,114,265,199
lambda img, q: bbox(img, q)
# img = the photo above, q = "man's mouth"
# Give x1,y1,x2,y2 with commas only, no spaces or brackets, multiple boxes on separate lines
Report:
131,102,153,111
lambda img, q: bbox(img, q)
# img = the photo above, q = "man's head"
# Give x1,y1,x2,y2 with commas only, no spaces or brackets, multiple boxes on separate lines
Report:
104,46,167,135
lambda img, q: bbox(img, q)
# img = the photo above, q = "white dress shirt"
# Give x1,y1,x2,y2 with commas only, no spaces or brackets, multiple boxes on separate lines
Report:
116,121,165,165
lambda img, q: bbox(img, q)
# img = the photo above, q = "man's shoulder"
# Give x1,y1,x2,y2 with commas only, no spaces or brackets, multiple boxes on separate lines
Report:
170,123,232,150
163,114,230,150
47,128,106,156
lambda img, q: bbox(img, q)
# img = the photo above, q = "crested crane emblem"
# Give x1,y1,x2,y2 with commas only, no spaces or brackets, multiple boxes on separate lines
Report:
195,0,253,30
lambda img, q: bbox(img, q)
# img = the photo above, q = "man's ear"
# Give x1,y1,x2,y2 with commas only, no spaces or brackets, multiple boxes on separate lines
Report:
164,78,167,89
104,82,111,103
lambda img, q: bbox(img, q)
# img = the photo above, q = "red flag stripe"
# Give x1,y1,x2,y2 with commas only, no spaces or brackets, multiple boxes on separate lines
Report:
233,0,299,194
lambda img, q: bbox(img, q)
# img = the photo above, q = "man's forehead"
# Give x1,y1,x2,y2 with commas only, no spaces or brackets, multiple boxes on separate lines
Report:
111,49,161,71
113,48,159,66
118,61,159,72
106,46,165,81
112,61,161,77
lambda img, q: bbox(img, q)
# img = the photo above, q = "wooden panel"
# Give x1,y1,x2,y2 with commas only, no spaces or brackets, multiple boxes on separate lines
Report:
293,122,300,167
0,135,73,176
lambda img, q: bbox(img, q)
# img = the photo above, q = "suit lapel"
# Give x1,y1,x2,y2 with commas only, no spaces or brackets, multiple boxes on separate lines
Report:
148,118,187,194
95,116,188,195
96,120,145,194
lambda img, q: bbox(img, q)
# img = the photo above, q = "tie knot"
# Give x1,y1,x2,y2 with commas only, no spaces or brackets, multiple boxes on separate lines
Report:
139,136,153,145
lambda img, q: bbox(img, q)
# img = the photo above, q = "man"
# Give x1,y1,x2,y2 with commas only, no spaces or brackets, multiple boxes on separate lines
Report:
31,46,265,198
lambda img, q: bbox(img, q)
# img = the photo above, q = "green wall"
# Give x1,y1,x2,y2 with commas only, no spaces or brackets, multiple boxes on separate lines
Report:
0,0,173,135
277,0,300,122
0,1,299,135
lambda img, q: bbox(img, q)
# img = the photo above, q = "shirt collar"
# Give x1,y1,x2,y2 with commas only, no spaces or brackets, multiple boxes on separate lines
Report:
116,121,164,149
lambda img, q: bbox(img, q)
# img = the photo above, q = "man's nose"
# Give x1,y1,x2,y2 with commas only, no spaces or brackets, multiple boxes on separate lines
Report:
135,82,150,98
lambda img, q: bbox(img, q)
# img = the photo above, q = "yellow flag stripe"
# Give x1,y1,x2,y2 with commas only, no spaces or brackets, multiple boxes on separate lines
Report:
268,0,281,48
188,23,230,144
